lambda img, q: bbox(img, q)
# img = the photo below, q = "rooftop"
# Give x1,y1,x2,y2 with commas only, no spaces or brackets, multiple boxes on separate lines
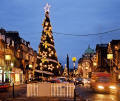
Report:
84,45,94,54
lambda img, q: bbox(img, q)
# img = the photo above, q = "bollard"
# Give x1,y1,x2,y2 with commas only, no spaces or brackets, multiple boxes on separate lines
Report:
13,83,15,98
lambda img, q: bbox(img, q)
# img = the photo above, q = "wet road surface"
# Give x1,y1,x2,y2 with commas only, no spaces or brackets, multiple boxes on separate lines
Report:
76,85,120,101
0,84,26,100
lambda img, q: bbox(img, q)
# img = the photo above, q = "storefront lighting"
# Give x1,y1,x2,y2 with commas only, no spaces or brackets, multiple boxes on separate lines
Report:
29,64,32,68
15,74,20,82
0,70,2,73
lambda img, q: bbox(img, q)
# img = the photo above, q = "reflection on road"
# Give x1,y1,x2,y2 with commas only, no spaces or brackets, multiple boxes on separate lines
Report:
76,86,120,101
0,84,26,100
87,93,118,101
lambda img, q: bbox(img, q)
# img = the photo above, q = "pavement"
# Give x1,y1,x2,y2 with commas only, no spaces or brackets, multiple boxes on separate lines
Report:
0,84,27,101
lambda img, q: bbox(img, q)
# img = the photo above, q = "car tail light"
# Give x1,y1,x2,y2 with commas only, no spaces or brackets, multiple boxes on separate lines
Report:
0,86,3,88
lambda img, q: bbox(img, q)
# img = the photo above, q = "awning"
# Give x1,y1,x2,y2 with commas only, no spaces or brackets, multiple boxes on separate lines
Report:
34,69,54,75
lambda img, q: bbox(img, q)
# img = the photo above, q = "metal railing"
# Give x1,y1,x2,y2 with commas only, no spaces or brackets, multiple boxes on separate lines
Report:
27,82,75,98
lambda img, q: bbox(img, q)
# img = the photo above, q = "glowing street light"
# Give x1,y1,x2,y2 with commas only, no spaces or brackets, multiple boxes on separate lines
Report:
93,62,97,66
11,62,14,67
29,64,32,68
72,57,76,62
72,57,76,77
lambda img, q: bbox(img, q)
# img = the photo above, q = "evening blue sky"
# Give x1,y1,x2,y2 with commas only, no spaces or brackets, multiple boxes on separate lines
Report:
0,0,120,68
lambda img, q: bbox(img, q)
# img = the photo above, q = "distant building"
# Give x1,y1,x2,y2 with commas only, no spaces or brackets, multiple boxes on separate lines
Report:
91,53,97,72
96,44,109,72
78,45,95,78
110,40,120,81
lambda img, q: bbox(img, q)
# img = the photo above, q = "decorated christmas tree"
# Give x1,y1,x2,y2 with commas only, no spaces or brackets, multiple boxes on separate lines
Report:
62,64,68,77
38,3,61,76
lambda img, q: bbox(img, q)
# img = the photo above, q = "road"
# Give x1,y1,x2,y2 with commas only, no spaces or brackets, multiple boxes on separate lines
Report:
0,83,120,101
0,84,27,100
76,85,120,101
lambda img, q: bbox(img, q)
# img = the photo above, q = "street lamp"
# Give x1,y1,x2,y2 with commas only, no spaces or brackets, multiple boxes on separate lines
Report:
29,64,32,68
93,62,97,72
107,43,113,74
93,62,97,66
5,54,12,83
11,62,14,67
72,57,76,77
29,64,33,81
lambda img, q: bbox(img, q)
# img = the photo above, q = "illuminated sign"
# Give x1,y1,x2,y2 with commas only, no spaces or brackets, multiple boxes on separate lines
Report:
5,55,11,60
107,54,113,60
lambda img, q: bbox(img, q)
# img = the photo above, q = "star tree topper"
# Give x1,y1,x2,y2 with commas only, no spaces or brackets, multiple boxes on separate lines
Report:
44,3,51,13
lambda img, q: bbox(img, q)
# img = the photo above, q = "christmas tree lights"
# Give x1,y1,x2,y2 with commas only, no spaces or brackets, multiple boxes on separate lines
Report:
38,3,61,76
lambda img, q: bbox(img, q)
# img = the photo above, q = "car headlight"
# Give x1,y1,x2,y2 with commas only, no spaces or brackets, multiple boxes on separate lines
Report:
98,85,104,89
109,86,116,89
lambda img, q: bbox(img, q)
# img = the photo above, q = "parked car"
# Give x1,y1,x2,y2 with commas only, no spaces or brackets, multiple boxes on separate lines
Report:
83,78,91,84
74,78,84,86
28,77,43,83
48,79,61,83
0,83,9,91
56,77,68,83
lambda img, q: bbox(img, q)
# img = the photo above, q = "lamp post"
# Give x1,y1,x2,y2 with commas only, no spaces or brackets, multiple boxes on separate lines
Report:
72,57,77,101
107,43,113,74
93,62,97,72
11,62,14,67
29,64,32,81
9,68,15,98
72,57,76,77
5,54,15,97
5,54,12,83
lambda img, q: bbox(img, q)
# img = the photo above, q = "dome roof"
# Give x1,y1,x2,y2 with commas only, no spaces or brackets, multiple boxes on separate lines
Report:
85,45,94,54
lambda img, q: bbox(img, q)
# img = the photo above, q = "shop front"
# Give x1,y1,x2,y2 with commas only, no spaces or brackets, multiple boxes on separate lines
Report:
0,66,12,83
11,68,23,85
0,68,2,82
0,67,23,85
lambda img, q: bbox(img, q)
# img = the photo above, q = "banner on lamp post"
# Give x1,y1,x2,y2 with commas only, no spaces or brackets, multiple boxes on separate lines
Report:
107,54,113,60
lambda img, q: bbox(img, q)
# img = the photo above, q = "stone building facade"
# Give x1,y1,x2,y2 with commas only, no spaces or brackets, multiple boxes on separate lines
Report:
0,28,37,85
78,46,95,78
